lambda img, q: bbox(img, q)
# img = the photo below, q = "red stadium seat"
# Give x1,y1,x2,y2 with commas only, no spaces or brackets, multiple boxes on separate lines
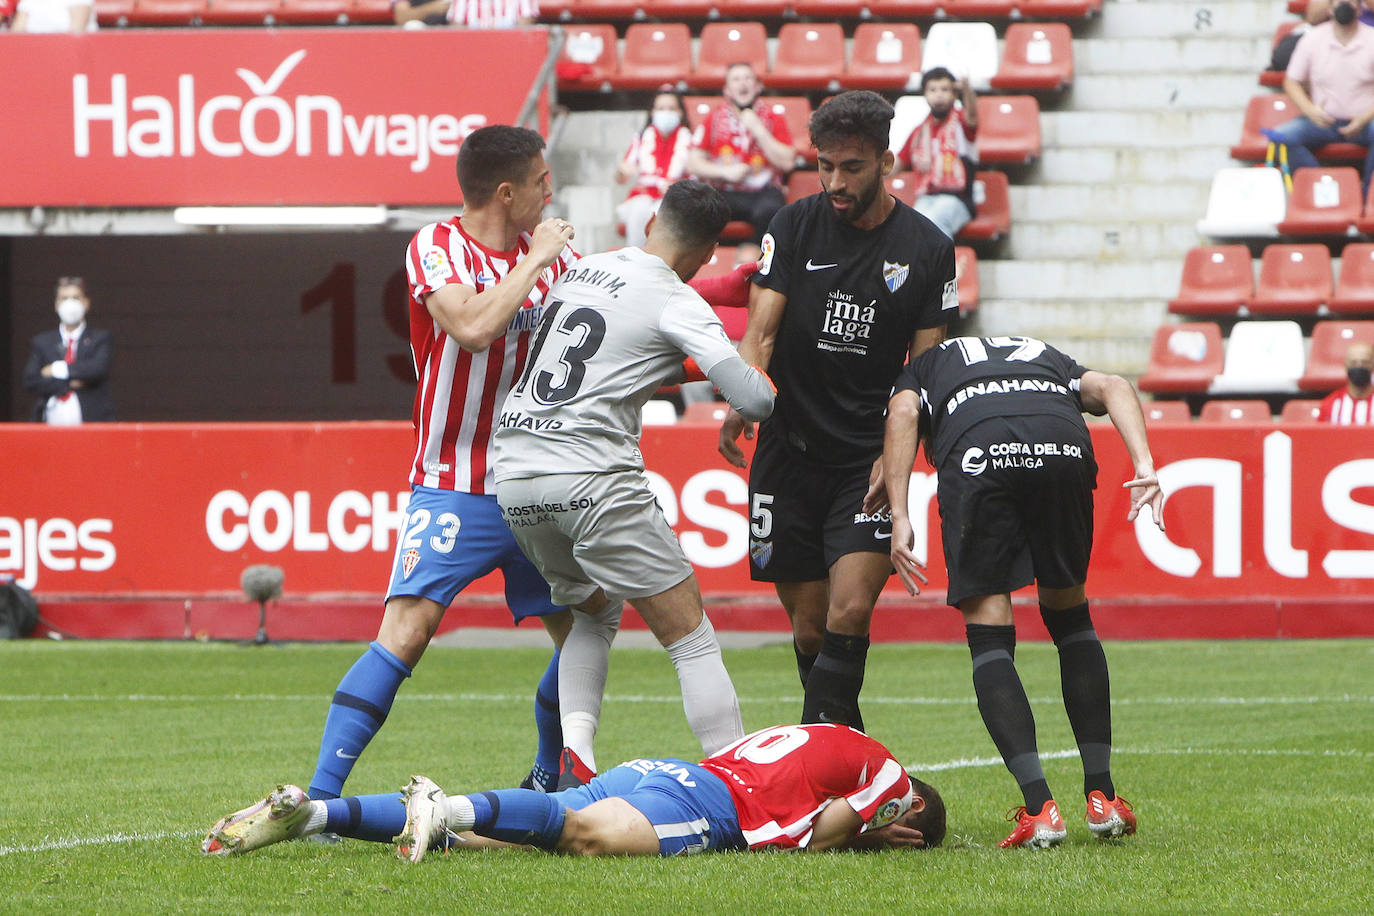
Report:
642,0,713,16
1250,243,1333,315
942,0,1013,17
1355,182,1374,235
127,0,204,25
1280,398,1323,423
974,95,1042,165
1287,0,1308,13
1232,94,1366,163
1199,399,1272,423
1169,245,1254,317
845,24,921,93
958,171,1011,243
558,25,619,92
1276,167,1362,237
692,23,769,90
865,0,936,18
954,245,979,315
1299,320,1374,391
787,170,821,204
346,0,392,22
1331,242,1374,313
1138,322,1225,394
276,0,347,23
681,401,732,425
696,246,741,281
200,0,280,24
567,0,640,20
791,0,866,17
683,95,716,131
885,171,917,206
94,0,134,22
1144,401,1192,423
1260,21,1301,88
771,24,846,92
1012,0,1100,17
990,23,1074,93
763,96,815,164
613,24,691,92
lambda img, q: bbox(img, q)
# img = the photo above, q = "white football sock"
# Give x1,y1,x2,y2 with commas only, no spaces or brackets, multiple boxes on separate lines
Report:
303,800,328,835
444,794,476,832
666,614,744,756
558,596,622,771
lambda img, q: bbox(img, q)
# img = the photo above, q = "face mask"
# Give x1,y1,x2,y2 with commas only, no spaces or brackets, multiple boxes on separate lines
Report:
57,298,86,326
651,110,681,135
1334,1,1357,24
1349,366,1372,387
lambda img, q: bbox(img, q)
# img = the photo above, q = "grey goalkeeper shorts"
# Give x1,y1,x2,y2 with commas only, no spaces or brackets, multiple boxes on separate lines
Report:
496,469,694,607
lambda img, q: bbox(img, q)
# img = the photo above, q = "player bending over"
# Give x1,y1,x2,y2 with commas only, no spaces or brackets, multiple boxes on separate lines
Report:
878,334,1164,848
202,723,945,857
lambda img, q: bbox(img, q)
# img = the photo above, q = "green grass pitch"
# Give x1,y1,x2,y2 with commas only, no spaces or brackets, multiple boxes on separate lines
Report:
1,638,1371,914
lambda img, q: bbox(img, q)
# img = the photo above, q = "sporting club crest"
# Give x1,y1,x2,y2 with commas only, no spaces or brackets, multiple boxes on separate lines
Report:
401,548,421,579
882,260,909,293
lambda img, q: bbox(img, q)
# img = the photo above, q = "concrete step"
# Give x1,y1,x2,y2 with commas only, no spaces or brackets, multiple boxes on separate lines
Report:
1035,145,1234,184
1066,71,1265,111
1097,0,1290,40
980,258,1181,300
1009,182,1208,222
965,298,1170,375
1045,108,1246,149
1078,36,1273,75
1003,220,1202,261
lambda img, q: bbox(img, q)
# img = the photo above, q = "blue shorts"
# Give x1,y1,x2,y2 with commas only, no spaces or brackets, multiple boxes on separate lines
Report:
555,759,745,856
386,486,563,622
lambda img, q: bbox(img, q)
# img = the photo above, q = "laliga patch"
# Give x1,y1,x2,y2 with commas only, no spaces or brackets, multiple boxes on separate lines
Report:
758,233,776,276
421,247,452,285
941,277,959,311
750,538,774,568
882,260,909,293
873,798,902,827
401,548,422,579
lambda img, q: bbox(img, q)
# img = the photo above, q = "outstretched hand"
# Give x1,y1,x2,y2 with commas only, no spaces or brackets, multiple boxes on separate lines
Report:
889,516,928,596
1123,469,1165,531
718,408,754,468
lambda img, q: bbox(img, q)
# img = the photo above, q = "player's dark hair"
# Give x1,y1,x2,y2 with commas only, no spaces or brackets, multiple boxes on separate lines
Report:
655,180,730,249
55,276,88,297
809,91,894,157
456,125,547,207
908,777,947,849
920,67,957,92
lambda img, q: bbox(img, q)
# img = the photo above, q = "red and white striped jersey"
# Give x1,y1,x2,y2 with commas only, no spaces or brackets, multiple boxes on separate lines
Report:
701,723,913,850
447,0,537,28
1318,387,1374,425
403,217,578,494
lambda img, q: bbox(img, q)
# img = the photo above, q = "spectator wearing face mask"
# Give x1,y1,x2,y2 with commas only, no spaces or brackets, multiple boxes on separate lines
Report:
22,277,115,425
1269,0,1374,191
896,67,980,240
1318,341,1374,424
615,90,694,247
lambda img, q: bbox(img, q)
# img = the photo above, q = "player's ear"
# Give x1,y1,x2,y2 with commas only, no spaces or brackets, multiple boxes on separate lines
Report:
880,148,895,178
498,181,516,206
908,795,927,815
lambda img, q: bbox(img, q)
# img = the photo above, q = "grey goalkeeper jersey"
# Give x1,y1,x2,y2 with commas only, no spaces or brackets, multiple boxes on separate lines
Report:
494,247,772,482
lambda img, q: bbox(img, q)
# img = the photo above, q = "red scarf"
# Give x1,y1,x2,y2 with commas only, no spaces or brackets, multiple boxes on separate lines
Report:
908,110,969,197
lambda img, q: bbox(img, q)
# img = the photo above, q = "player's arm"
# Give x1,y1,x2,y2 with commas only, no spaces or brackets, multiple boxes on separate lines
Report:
881,388,929,595
738,108,798,173
718,284,788,468
426,218,574,353
805,799,866,851
706,355,775,421
1077,370,1165,531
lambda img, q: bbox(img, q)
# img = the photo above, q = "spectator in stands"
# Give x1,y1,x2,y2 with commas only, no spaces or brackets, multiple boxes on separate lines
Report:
616,91,693,247
392,0,535,28
22,277,114,425
1305,0,1374,27
1318,341,1374,423
9,0,96,32
1271,0,1374,190
687,63,798,257
1268,2,1332,76
897,67,979,239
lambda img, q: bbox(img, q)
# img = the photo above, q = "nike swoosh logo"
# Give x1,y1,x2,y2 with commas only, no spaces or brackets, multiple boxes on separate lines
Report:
875,530,893,540
335,749,359,759
805,259,838,271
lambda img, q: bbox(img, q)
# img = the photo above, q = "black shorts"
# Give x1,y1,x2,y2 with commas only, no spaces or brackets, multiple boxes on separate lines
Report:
937,415,1097,607
747,430,891,582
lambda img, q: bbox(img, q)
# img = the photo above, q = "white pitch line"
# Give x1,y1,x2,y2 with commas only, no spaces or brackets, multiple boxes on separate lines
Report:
0,830,199,857
905,745,1374,775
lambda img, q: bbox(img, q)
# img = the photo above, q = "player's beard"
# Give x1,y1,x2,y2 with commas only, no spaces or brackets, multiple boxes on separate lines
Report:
828,173,883,224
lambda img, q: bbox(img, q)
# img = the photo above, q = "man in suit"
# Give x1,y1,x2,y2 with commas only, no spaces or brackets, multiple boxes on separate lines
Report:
22,277,114,424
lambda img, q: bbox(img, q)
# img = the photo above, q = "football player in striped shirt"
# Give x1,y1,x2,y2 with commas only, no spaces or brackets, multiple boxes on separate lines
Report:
1318,341,1374,424
203,723,945,858
305,126,579,808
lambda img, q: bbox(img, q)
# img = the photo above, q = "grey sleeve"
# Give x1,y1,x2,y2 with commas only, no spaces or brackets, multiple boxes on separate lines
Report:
706,354,775,422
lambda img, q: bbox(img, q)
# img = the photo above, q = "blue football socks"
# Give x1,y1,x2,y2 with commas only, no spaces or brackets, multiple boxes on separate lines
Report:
467,790,566,850
531,650,562,786
322,793,407,843
308,641,412,800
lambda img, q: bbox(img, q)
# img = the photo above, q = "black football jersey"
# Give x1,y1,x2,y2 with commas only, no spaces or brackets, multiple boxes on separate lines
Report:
752,192,955,468
894,336,1092,466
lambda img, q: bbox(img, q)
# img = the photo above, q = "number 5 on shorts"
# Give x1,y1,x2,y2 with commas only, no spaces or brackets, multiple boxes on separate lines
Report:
751,493,774,539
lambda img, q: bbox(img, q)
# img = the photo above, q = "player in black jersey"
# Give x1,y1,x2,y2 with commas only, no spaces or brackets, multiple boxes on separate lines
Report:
718,91,956,729
877,335,1164,849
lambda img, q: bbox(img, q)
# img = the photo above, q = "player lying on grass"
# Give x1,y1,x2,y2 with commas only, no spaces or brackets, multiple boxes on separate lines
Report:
203,723,945,858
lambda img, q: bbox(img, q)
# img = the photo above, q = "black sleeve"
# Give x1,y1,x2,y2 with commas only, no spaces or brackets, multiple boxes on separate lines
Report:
892,355,924,397
69,329,113,388
21,336,67,398
919,234,958,331
751,202,799,298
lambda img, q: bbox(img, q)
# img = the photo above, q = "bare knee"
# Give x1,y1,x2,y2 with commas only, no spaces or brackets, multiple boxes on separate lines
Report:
826,596,876,636
376,597,445,666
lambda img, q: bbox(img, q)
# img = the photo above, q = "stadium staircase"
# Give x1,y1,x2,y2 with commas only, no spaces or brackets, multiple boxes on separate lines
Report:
547,0,1284,376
